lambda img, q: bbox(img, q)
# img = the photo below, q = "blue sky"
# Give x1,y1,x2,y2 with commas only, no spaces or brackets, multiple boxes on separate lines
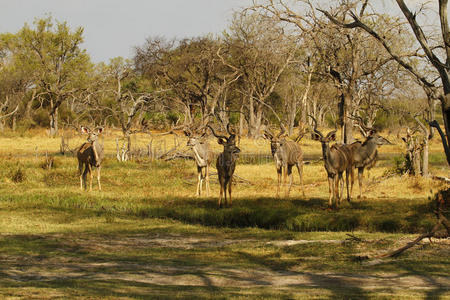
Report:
0,0,252,63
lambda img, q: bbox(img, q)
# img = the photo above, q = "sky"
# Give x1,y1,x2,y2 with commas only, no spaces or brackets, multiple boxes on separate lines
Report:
0,1,441,64
0,0,253,63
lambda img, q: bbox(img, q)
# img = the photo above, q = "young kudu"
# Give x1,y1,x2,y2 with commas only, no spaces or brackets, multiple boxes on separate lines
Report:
184,126,213,197
263,126,305,197
208,124,240,208
309,116,353,207
77,126,104,191
346,116,392,198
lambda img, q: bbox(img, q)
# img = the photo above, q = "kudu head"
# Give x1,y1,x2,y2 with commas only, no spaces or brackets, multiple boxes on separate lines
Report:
350,116,392,146
81,126,104,143
208,124,240,156
263,124,288,156
184,125,208,148
308,115,337,144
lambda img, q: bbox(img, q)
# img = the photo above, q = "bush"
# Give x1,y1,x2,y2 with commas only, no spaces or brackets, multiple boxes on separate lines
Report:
10,167,26,183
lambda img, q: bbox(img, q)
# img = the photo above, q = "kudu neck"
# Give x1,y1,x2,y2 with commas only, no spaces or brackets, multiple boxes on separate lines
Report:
321,142,332,160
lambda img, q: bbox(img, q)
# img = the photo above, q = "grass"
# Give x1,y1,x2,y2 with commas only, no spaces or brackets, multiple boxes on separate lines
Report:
0,129,449,299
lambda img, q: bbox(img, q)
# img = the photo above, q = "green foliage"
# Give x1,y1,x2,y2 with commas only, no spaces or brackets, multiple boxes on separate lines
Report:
388,155,408,176
165,111,180,126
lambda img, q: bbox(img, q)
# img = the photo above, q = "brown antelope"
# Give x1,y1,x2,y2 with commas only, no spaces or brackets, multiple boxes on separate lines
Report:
346,116,392,198
309,116,353,207
207,124,240,208
77,126,104,191
263,125,305,197
184,126,213,197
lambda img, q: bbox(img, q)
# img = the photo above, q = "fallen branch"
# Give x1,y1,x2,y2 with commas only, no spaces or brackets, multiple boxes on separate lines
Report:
374,222,442,259
163,152,194,161
345,233,364,242
432,175,450,183
357,189,449,260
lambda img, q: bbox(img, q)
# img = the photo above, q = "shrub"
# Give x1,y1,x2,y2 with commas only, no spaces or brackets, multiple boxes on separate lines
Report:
10,167,26,183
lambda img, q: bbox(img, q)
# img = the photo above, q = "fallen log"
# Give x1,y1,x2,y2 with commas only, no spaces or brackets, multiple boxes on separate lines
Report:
357,188,449,260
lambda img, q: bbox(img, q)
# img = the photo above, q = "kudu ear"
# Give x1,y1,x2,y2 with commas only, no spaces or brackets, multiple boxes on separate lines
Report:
263,131,273,140
311,133,321,141
381,137,393,145
217,138,226,145
81,126,90,134
94,127,104,134
326,131,337,141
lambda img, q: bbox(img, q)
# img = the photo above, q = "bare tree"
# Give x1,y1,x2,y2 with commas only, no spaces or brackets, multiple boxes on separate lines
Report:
223,12,298,138
317,0,450,166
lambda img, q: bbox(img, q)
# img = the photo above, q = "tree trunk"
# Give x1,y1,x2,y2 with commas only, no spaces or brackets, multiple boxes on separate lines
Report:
239,103,245,137
248,94,264,138
300,70,312,125
49,107,59,137
287,99,297,135
441,93,450,165
422,138,429,177
343,92,354,144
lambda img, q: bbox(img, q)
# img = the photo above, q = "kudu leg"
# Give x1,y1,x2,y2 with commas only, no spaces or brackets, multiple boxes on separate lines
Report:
276,168,282,197
350,167,355,198
223,178,230,207
218,178,224,208
345,169,351,202
205,166,210,197
199,176,204,196
97,166,102,191
297,163,305,196
82,165,89,191
227,178,232,207
88,165,93,192
286,165,293,197
283,165,288,197
79,162,84,190
196,167,201,196
358,168,364,199
328,176,334,207
337,173,344,205
334,176,340,207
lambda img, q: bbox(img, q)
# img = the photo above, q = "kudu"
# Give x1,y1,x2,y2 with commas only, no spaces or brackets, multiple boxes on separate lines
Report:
184,126,213,197
77,126,104,191
208,124,240,208
263,126,305,197
309,116,353,207
346,116,392,198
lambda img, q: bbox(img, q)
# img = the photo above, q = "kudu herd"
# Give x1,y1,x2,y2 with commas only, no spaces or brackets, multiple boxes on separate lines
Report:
309,115,392,207
74,115,392,209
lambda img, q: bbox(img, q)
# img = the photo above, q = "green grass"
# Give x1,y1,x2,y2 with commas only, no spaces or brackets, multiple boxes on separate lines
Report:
0,132,448,299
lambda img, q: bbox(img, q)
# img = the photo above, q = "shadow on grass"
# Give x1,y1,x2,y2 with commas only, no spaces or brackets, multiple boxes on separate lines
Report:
1,231,447,299
0,192,443,234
